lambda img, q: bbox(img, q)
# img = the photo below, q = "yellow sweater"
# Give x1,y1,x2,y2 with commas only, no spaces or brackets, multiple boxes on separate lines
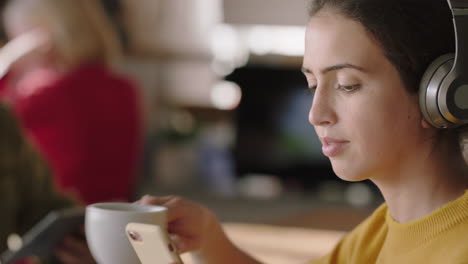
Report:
311,190,468,264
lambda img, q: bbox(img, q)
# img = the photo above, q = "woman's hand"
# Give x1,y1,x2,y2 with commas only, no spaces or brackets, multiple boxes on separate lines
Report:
136,195,219,254
136,195,262,264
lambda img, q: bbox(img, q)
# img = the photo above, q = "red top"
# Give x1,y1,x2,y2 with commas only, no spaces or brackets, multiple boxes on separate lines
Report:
0,62,143,204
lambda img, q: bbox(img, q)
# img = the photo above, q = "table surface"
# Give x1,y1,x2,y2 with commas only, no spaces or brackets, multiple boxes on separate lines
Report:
181,222,345,264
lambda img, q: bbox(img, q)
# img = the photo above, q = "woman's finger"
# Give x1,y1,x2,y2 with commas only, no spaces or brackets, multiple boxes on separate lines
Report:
137,195,176,206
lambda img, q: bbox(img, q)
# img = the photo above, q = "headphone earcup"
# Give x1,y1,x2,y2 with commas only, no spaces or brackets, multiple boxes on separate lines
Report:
419,53,455,128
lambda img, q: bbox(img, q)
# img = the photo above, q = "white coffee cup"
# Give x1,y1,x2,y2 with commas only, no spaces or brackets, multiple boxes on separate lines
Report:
85,202,167,264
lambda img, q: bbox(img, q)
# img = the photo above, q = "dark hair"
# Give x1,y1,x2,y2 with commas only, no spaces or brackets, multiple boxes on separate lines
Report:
309,0,455,93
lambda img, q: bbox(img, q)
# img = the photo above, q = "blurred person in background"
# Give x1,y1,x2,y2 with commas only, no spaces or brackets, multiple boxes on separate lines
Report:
136,0,468,263
0,0,143,204
0,103,95,263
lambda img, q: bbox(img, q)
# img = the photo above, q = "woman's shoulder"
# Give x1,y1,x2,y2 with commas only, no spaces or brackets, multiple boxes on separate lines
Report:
340,203,389,246
353,203,388,232
311,204,389,263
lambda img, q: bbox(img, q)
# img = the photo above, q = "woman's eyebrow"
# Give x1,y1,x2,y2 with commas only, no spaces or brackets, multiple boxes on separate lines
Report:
301,63,366,75
301,67,312,74
321,63,366,74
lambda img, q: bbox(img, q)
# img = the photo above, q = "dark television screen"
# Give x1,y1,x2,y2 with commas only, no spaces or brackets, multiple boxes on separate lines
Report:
226,65,336,189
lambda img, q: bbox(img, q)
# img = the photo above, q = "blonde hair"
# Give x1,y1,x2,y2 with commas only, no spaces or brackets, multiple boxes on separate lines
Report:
4,0,122,69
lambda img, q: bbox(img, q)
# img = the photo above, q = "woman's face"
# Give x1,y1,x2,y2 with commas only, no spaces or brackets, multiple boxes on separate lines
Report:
302,10,425,182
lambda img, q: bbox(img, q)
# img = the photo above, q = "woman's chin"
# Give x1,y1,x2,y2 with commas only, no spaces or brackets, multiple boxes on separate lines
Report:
332,167,369,182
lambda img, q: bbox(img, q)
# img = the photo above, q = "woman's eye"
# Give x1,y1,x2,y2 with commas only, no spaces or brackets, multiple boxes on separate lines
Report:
338,84,361,92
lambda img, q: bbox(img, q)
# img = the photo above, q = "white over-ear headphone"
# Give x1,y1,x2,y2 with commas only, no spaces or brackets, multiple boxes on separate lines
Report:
419,0,468,128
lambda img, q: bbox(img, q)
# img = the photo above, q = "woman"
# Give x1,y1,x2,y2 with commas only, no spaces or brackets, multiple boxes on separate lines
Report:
138,0,468,263
0,0,143,204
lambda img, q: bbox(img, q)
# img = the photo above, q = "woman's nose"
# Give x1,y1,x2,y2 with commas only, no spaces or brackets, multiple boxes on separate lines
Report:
308,88,337,127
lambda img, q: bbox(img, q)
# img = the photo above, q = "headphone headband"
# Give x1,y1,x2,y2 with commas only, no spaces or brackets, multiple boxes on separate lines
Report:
448,0,468,73
438,1,468,126
419,0,468,128
449,0,468,8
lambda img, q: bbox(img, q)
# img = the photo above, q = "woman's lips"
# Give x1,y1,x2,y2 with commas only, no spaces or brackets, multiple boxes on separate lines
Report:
321,137,350,157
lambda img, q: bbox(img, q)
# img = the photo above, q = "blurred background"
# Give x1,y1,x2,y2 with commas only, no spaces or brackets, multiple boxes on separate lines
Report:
0,0,384,232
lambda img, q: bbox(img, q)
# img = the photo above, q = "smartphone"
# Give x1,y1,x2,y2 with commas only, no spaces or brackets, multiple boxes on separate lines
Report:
125,222,183,264
0,207,85,263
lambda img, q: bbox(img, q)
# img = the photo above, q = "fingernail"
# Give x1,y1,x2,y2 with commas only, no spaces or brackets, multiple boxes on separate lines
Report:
174,240,185,253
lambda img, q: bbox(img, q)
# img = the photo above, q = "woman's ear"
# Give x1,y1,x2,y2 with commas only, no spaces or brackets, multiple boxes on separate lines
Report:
421,118,432,129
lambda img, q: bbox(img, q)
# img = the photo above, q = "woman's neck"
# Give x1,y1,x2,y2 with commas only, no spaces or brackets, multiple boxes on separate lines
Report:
372,134,468,223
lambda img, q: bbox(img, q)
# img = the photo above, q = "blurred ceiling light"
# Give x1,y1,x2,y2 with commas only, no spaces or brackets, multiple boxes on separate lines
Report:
211,24,241,61
247,25,305,57
247,26,272,55
210,81,242,110
211,24,249,76
211,24,305,75
211,60,236,76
